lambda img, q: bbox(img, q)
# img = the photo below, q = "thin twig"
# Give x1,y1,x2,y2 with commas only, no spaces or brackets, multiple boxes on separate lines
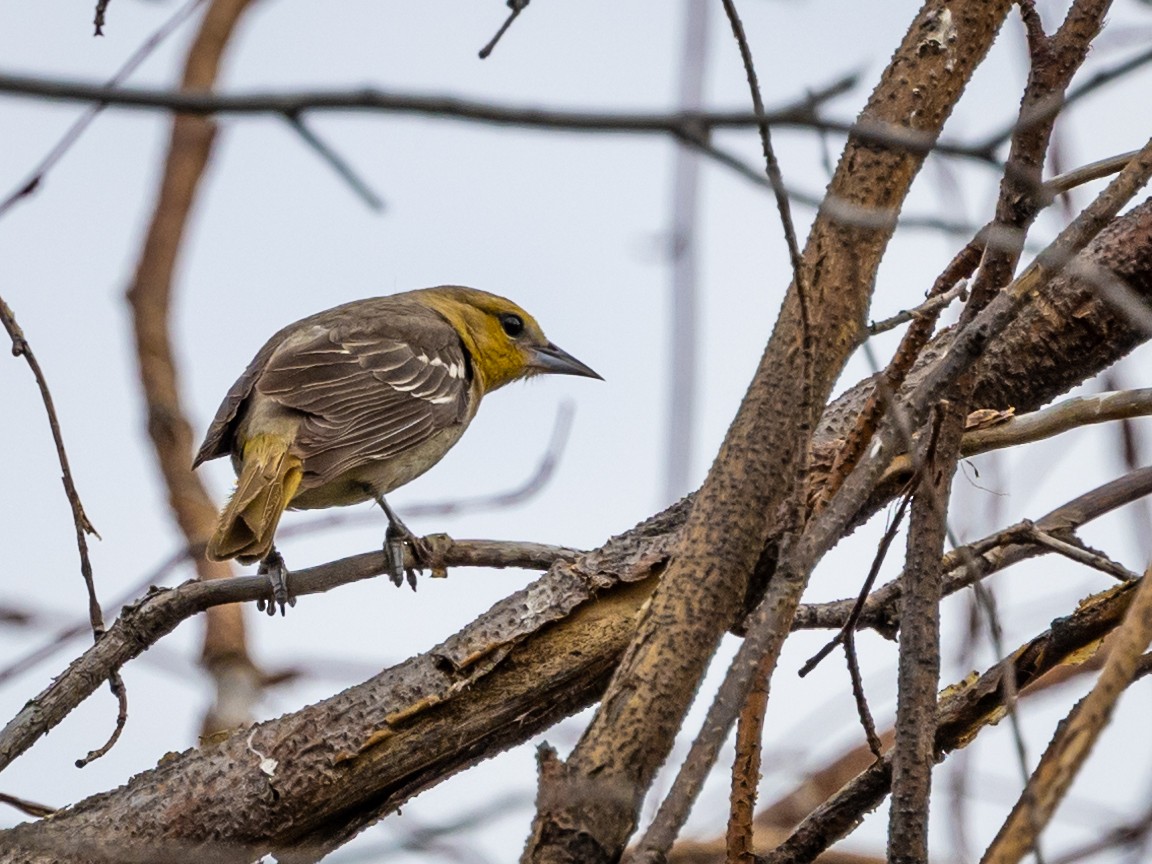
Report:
0,70,856,133
283,114,385,211
718,5,811,859
799,483,914,676
719,0,806,300
0,0,209,221
0,294,127,765
843,625,883,758
868,281,969,336
981,562,1152,864
1024,524,1139,581
93,0,111,36
478,0,529,59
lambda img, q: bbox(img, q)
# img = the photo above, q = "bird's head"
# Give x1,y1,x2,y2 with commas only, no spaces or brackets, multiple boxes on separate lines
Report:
418,286,601,392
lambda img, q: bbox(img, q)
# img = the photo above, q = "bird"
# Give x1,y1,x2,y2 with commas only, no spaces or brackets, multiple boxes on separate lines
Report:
193,285,600,612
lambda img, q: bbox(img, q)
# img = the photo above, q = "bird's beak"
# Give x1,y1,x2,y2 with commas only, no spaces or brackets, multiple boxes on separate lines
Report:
531,342,603,380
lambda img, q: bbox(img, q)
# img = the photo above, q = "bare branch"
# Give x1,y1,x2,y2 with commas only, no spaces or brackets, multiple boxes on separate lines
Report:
0,70,856,136
0,0,208,221
125,0,259,739
795,464,1152,637
0,294,125,765
879,388,1152,484
888,401,962,863
0,535,580,776
764,577,1146,863
867,280,968,336
479,0,529,59
980,561,1152,864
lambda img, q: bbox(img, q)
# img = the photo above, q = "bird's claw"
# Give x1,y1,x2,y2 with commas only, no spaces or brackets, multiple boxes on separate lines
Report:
384,524,428,591
256,548,296,616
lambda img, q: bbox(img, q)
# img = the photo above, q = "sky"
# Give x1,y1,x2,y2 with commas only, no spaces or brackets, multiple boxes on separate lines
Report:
2,1,1152,861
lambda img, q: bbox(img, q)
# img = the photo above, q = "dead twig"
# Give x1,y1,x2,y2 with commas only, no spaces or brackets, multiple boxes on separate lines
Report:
868,281,969,336
0,0,208,221
0,294,126,766
479,0,529,59
718,3,812,858
980,562,1152,864
800,484,914,675
764,578,1146,863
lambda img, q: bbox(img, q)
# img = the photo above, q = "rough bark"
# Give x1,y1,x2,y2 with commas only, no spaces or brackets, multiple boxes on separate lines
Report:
523,3,1014,860
886,402,963,863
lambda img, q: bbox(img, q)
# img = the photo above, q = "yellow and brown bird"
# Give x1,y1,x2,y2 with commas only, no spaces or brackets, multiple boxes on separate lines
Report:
193,286,599,608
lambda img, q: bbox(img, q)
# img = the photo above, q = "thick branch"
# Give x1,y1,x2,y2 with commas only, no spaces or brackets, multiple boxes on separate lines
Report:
530,4,1015,862
0,537,581,776
888,403,963,863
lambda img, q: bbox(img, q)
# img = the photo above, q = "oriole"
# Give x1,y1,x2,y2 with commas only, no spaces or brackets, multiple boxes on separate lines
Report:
193,286,599,606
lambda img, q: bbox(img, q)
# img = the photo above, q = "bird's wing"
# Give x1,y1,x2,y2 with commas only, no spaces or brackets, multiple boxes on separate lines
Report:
255,318,472,485
193,334,284,468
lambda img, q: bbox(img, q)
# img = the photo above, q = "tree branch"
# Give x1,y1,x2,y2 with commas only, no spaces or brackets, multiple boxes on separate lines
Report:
0,70,854,136
763,576,1146,863
124,0,258,739
980,563,1152,862
605,5,1018,862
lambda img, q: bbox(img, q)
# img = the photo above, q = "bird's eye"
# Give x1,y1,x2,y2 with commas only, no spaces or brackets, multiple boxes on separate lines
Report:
500,313,524,337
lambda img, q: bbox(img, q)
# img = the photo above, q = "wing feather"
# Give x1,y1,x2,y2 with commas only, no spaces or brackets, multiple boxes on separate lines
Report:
257,319,471,486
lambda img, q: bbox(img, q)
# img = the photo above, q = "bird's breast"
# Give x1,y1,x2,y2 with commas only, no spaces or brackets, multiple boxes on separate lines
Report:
287,421,471,510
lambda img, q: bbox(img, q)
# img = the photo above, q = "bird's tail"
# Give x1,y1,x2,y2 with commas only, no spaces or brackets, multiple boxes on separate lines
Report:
206,434,303,564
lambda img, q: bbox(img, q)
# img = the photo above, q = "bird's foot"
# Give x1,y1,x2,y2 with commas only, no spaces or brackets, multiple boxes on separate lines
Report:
384,521,430,590
376,496,428,590
255,547,296,616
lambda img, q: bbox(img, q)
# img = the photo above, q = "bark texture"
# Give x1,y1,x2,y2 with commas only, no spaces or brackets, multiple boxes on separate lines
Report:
523,2,1014,860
